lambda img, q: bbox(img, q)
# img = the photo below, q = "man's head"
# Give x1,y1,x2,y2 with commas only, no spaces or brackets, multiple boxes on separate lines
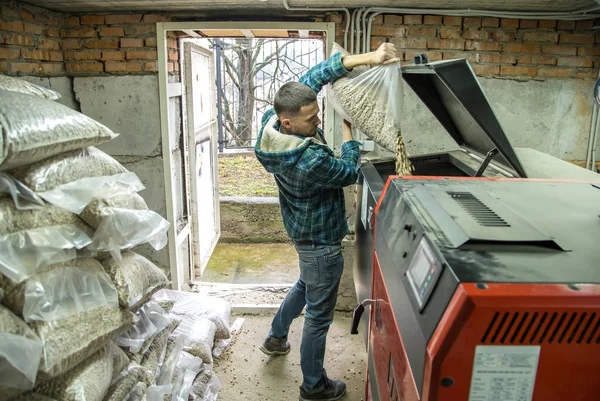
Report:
274,82,321,137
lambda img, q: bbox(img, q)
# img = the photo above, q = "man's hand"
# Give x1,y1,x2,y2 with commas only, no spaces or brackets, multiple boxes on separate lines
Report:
342,119,353,142
372,43,400,65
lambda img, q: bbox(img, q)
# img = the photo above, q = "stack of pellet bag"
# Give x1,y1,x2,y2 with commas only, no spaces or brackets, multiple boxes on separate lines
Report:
0,75,229,401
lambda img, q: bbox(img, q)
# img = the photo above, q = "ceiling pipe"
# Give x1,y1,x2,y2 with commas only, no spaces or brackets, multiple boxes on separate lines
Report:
349,8,357,53
282,0,351,50
354,7,366,53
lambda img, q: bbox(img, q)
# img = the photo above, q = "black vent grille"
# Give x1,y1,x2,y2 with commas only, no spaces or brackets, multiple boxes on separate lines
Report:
481,311,600,345
447,191,510,227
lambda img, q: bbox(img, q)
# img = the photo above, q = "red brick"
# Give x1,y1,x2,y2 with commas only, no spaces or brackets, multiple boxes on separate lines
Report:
443,16,462,26
462,29,489,40
500,65,537,76
577,47,600,57
126,62,142,72
73,51,102,60
105,61,126,72
557,21,575,30
100,27,125,37
0,61,6,73
105,14,142,24
518,55,556,65
576,20,594,31
66,62,103,73
372,15,383,25
0,48,20,59
60,28,97,38
144,61,158,72
23,22,44,35
542,45,578,55
121,38,144,48
2,6,18,18
327,14,343,24
560,33,594,45
538,67,574,77
167,38,178,49
370,37,385,51
522,31,559,43
408,27,437,38
501,19,519,29
504,43,540,53
557,57,593,68
427,39,465,50
482,18,499,28
168,50,179,61
81,15,105,25
405,50,442,62
21,48,50,60
383,15,403,25
45,28,60,37
143,14,169,23
38,38,60,50
41,63,64,75
480,53,516,64
168,62,175,72
404,15,422,25
4,34,34,46
61,38,80,50
472,64,500,76
49,51,63,61
442,51,479,63
82,39,119,49
63,51,75,61
520,19,538,29
102,51,125,61
0,20,24,32
126,50,157,60
492,30,516,42
395,37,427,49
463,18,481,28
539,20,557,29
10,62,41,74
440,27,461,39
575,70,597,79
20,9,34,21
145,37,157,47
372,26,398,36
133,24,156,35
423,15,442,25
465,41,502,52
66,16,79,26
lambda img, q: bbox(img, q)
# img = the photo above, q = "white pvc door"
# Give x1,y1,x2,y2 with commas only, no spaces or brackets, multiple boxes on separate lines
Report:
184,42,220,279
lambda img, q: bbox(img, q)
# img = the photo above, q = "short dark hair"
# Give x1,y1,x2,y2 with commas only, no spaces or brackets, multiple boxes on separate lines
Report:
274,82,317,115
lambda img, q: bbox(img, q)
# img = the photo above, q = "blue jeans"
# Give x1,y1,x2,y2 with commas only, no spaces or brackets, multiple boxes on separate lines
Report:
269,243,344,393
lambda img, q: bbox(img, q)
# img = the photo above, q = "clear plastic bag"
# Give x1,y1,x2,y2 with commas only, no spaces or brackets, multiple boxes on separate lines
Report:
171,316,216,364
39,172,144,214
89,209,170,262
0,74,61,100
35,342,127,401
80,193,148,228
140,320,180,381
0,224,92,283
101,252,170,311
158,290,232,340
104,363,149,401
11,147,128,193
189,368,221,401
0,89,117,171
0,173,44,210
0,258,118,322
212,317,244,358
31,306,134,380
156,336,185,387
126,382,148,401
116,301,173,353
171,352,203,401
0,305,43,400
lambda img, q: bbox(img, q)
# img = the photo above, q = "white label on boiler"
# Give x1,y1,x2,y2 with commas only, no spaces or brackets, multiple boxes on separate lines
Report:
468,345,540,401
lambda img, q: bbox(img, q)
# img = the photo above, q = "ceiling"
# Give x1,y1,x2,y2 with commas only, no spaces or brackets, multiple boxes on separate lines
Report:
23,0,600,14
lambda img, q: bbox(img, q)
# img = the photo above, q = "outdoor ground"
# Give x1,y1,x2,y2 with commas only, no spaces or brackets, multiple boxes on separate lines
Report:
219,154,278,198
214,313,367,401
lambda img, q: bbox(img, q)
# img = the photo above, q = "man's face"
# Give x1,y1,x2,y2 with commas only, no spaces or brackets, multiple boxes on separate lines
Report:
280,101,321,137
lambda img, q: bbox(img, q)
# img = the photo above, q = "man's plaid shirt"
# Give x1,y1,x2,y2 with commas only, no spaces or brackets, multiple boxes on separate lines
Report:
254,52,361,245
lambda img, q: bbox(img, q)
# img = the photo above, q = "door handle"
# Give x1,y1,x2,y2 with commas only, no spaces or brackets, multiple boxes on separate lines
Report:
351,299,376,335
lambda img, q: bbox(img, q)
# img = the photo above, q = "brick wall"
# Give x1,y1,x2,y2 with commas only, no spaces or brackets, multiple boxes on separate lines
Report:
0,2,65,75
330,14,600,79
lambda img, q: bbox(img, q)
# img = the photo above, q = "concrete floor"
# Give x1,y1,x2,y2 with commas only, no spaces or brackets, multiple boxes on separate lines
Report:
214,313,367,401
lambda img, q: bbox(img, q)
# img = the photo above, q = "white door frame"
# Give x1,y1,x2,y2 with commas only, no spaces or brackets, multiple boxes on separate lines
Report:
157,21,335,290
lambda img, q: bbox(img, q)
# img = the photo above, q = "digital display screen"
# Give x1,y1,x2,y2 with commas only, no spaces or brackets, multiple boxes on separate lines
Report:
408,240,436,289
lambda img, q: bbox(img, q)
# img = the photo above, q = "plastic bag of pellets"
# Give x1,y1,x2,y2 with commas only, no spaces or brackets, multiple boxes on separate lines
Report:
171,315,216,364
0,198,93,283
139,320,180,380
0,89,117,171
0,258,119,323
0,290,44,400
101,252,170,311
31,306,134,380
0,172,44,210
0,74,61,100
125,382,148,401
154,289,232,340
103,362,154,401
189,367,221,401
34,342,129,401
116,300,174,353
326,43,413,175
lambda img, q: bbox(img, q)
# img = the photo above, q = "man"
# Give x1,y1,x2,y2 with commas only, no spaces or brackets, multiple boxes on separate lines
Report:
254,42,399,401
